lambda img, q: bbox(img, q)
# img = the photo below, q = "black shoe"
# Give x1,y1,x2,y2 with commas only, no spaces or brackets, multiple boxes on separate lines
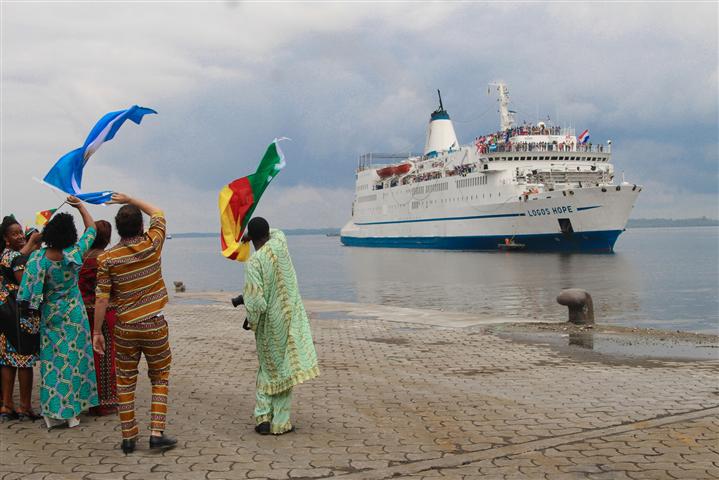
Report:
0,411,18,422
254,422,270,435
121,439,136,455
149,433,177,450
16,410,42,422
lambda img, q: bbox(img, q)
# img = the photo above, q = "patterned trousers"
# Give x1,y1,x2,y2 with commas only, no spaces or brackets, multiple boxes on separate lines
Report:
254,382,293,434
114,315,172,440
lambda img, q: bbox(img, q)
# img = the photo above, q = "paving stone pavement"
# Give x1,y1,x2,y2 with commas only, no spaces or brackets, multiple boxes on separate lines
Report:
1,295,717,480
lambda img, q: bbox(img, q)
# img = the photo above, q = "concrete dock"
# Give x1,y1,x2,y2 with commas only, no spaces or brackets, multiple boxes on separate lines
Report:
1,293,717,479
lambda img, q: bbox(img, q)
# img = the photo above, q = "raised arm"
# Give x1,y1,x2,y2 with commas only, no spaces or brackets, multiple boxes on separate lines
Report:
109,193,162,217
68,195,95,230
18,231,42,257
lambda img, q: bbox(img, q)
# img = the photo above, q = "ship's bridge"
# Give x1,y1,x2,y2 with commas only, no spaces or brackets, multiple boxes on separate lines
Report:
483,143,611,163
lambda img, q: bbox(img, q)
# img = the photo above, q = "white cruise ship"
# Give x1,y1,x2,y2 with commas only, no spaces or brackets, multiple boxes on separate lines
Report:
341,83,641,252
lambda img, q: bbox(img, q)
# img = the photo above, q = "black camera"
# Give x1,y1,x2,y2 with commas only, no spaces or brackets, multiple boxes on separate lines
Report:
231,294,244,308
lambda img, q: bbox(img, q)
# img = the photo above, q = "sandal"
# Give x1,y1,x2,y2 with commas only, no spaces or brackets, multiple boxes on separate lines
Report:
0,409,18,422
16,409,42,421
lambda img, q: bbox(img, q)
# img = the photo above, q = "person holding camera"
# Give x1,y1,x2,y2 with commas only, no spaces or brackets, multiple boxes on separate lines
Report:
236,217,319,435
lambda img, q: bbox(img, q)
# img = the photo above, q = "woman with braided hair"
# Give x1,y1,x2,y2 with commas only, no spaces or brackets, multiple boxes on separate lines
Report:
0,215,42,421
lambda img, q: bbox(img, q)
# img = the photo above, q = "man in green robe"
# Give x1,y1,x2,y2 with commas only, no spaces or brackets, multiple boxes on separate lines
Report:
241,217,319,435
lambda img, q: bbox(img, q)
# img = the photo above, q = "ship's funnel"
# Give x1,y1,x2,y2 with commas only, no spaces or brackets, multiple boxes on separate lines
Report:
423,90,459,155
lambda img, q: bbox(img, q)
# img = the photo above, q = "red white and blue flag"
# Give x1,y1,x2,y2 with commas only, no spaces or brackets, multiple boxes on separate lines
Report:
578,129,590,144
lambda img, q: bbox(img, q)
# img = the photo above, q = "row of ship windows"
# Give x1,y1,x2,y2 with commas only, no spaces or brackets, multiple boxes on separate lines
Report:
360,176,490,197
456,176,487,189
356,184,370,192
359,192,504,213
411,192,500,208
426,182,449,193
490,156,607,162
358,180,488,204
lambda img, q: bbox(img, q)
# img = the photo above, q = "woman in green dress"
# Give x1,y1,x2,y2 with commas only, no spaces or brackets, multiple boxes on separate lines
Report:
18,196,99,429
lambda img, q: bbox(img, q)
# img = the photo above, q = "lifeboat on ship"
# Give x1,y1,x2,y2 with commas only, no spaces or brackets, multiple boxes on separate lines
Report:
376,163,411,179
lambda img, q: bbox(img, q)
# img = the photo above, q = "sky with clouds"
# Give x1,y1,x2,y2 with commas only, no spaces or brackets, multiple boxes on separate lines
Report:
1,2,717,232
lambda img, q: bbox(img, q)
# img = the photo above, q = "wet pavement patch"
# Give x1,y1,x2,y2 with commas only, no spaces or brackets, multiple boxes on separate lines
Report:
491,326,719,362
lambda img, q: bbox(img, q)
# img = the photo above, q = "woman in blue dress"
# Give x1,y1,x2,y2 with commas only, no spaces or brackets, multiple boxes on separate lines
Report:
18,196,99,429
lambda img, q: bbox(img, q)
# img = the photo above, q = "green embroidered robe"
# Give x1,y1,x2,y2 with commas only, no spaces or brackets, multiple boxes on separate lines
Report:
244,229,319,395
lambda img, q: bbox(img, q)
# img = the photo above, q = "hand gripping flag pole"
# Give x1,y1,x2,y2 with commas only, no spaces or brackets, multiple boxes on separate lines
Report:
218,138,288,262
42,105,157,204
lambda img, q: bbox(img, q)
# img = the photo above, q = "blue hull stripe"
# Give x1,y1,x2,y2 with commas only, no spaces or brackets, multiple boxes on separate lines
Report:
340,229,623,253
355,212,525,226
355,206,602,227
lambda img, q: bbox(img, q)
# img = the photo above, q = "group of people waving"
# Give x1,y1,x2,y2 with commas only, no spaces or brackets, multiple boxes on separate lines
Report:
0,194,177,453
1,193,320,454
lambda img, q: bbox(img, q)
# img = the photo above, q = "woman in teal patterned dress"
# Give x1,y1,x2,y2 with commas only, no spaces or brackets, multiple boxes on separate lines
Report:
18,196,99,429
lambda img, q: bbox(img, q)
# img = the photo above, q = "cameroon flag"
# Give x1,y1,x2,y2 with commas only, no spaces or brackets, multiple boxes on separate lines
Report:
219,139,286,261
36,208,57,226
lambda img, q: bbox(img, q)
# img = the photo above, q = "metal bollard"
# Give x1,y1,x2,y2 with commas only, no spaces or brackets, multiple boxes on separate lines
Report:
556,289,594,325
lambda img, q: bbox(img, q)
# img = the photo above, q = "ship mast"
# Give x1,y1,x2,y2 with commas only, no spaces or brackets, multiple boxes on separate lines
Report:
488,82,515,131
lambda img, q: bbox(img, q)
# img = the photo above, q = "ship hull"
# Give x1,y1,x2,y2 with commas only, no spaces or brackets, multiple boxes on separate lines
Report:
341,229,622,252
341,186,639,253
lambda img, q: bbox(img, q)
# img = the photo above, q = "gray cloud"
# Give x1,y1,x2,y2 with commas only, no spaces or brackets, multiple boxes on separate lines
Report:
2,3,717,231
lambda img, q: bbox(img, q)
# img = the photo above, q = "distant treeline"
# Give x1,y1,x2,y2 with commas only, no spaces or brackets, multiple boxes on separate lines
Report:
171,228,341,238
627,217,719,228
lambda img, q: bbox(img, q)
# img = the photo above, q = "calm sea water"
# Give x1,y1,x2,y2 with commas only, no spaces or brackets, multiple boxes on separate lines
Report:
162,227,719,333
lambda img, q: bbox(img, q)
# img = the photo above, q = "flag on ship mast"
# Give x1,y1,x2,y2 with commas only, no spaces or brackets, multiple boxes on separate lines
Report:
43,105,157,204
218,139,287,262
578,129,590,144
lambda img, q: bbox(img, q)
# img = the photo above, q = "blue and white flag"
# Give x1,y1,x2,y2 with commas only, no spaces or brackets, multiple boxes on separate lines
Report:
578,129,590,144
43,105,157,204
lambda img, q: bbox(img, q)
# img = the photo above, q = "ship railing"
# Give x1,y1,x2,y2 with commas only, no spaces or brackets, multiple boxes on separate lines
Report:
479,142,610,154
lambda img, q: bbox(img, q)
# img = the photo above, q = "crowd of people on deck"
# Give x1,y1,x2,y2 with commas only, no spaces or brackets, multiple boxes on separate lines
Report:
0,194,318,453
479,141,603,154
508,123,562,137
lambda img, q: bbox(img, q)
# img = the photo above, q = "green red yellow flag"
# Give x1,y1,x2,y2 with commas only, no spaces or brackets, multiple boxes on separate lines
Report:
35,208,57,226
219,139,286,261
